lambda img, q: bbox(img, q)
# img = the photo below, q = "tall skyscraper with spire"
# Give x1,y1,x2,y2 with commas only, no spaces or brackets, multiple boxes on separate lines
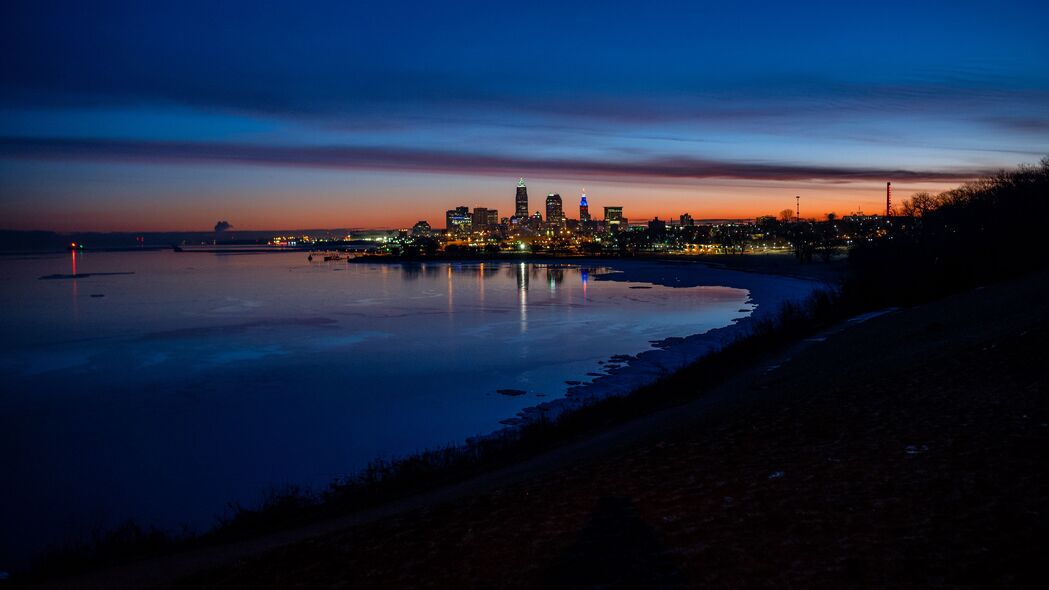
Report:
579,190,590,222
515,178,529,218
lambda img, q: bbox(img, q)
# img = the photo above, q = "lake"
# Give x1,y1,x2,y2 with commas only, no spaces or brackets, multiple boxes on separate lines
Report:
0,251,816,567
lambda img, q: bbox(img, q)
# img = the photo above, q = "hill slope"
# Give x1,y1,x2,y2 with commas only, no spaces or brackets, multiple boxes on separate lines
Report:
169,271,1048,588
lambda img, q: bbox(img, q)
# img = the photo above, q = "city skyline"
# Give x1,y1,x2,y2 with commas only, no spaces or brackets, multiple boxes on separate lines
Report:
3,0,1048,232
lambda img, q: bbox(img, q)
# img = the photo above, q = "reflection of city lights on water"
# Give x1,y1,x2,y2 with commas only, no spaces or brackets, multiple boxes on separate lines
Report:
518,262,528,333
70,250,80,321
447,264,453,311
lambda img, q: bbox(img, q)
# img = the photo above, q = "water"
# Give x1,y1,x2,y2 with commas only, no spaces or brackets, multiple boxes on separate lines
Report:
0,250,771,566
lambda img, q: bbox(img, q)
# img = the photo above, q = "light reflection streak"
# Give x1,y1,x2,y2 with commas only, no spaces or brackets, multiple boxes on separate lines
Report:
70,250,80,322
447,264,453,312
518,262,528,333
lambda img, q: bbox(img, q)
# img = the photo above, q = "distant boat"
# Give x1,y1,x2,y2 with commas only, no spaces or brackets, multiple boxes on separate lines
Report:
323,254,344,261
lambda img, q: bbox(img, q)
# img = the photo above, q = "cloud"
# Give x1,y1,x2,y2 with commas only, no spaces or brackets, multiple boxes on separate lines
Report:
982,116,1049,134
0,136,992,184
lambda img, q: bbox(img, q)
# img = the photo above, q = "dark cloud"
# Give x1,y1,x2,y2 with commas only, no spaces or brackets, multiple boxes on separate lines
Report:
0,136,991,183
982,116,1049,134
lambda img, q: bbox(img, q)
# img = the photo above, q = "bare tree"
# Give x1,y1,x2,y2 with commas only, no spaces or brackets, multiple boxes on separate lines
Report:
909,192,936,217
779,208,795,223
900,199,916,217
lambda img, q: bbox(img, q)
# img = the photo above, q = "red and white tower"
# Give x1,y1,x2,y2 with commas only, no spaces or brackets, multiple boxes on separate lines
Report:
886,181,892,217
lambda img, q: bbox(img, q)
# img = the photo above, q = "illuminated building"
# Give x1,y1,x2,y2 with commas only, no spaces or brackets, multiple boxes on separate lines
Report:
515,178,529,218
445,206,472,235
411,220,432,236
545,193,564,226
604,206,625,229
579,191,590,222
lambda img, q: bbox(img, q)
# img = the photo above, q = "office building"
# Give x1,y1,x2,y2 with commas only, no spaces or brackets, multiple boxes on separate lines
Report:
515,178,529,218
545,193,564,226
446,206,472,234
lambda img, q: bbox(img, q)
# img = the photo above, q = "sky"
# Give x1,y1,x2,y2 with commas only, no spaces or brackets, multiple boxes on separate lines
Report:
2,0,1048,231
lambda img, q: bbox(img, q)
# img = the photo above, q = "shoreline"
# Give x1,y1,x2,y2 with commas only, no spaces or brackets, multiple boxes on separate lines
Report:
166,269,1047,589
24,260,851,589
472,259,827,439
8,256,835,581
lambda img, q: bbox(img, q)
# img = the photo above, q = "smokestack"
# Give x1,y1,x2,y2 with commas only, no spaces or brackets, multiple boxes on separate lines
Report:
886,182,892,217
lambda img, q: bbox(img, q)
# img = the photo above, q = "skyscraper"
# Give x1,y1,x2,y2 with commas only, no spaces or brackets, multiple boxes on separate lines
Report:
515,178,529,218
545,193,564,226
579,191,590,222
604,206,624,230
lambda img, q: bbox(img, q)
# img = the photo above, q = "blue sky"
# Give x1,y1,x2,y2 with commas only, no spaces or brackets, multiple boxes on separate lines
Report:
2,0,1047,230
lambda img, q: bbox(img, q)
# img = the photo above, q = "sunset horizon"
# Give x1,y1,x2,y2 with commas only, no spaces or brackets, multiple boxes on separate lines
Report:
0,170,1005,233
4,1,1047,232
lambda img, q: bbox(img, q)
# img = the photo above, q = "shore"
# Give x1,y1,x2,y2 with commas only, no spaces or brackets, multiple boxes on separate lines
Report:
7,253,829,581
164,269,1046,589
26,267,1046,588
479,258,823,434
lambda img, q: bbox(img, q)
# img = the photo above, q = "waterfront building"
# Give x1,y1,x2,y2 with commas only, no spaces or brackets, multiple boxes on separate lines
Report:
515,178,529,218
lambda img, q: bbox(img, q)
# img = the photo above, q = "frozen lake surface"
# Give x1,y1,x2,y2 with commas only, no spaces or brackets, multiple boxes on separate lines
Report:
0,251,817,567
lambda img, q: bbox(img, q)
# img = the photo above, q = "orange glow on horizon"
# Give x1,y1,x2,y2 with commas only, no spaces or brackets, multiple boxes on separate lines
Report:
0,177,964,233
